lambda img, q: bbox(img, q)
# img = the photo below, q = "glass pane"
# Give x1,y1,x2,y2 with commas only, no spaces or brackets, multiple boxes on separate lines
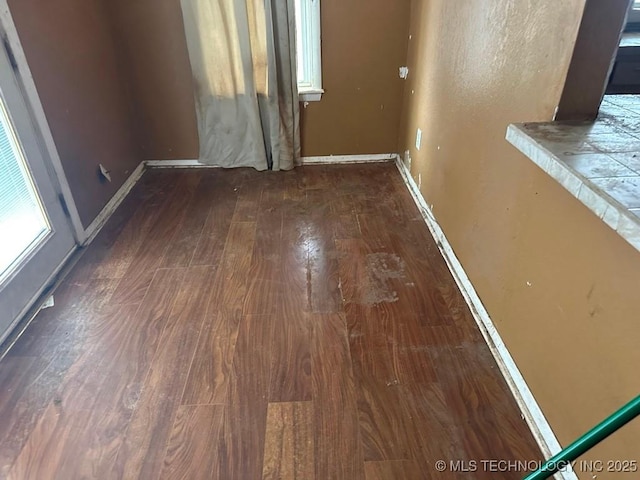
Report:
294,0,305,82
0,100,48,281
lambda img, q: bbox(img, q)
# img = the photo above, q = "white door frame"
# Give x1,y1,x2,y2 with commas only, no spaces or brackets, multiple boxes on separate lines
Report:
0,2,85,243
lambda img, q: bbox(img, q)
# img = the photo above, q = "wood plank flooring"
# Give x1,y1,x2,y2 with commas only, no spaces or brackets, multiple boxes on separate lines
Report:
0,164,542,479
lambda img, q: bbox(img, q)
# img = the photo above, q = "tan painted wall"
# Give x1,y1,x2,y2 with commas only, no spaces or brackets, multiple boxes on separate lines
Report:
102,0,412,159
8,0,140,227
8,0,410,224
104,0,199,160
398,0,640,475
301,0,411,156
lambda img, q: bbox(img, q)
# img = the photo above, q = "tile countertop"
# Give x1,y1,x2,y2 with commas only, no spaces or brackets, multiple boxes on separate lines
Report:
506,96,640,253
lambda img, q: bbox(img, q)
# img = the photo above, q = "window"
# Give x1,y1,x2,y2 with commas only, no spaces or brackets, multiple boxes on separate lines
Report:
294,0,323,101
0,101,49,280
629,1,640,25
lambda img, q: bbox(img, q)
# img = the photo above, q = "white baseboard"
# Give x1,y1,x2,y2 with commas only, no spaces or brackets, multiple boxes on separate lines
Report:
145,159,219,168
82,161,146,245
147,155,396,168
393,156,576,480
299,153,396,165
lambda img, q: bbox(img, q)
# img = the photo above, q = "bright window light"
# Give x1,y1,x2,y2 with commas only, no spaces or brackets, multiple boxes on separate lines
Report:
294,0,323,101
0,99,49,283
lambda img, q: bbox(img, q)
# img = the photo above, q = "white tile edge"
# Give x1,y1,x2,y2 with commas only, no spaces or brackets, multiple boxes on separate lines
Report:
506,124,640,253
299,153,397,165
82,161,146,246
393,155,576,480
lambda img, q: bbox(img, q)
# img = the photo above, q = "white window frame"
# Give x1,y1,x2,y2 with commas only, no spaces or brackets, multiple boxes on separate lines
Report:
295,0,323,102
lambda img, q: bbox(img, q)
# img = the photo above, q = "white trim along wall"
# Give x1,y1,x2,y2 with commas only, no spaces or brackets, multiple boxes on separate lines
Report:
299,153,396,165
83,161,145,244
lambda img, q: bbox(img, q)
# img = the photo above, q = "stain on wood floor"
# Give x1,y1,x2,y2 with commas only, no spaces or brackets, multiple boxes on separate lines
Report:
0,164,542,479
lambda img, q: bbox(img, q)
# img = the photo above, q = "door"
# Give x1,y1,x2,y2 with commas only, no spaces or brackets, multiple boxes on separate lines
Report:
0,36,76,342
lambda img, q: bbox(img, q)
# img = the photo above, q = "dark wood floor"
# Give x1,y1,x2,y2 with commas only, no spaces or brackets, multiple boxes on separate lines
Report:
0,164,542,479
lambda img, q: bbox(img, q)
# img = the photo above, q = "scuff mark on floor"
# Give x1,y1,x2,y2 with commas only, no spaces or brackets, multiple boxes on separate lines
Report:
362,253,406,305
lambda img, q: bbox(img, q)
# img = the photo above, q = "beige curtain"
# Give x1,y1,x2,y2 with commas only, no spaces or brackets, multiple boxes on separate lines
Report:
181,0,300,171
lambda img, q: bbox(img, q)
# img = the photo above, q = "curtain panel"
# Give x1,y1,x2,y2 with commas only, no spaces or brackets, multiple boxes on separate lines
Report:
181,0,300,171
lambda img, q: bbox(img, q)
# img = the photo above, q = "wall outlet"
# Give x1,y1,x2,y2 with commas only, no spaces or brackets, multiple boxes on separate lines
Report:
415,128,422,150
404,150,411,169
399,66,409,79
